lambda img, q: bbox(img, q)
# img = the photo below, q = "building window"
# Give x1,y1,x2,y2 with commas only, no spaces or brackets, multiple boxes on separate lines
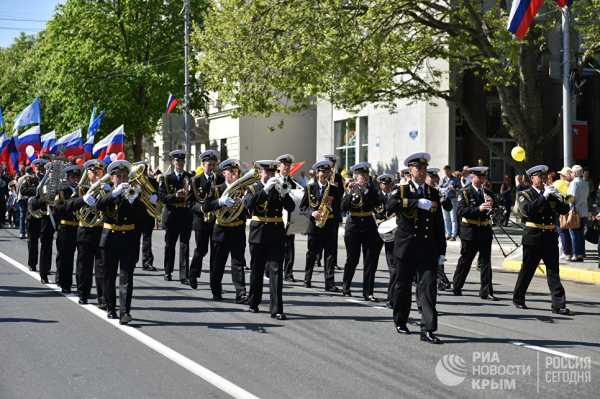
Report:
334,116,368,172
489,138,516,184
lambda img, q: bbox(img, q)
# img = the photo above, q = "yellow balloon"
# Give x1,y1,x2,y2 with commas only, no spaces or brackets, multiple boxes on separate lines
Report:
511,145,526,162
195,166,204,175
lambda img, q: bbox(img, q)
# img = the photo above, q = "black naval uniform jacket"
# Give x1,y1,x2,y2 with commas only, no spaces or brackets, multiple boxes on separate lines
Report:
300,181,342,235
517,186,569,247
385,181,446,261
190,172,225,230
95,192,147,248
159,170,193,230
52,185,79,225
341,179,381,234
203,182,249,242
456,184,494,242
243,181,295,244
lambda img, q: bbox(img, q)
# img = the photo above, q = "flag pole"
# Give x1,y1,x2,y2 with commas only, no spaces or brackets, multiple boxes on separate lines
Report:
562,5,572,167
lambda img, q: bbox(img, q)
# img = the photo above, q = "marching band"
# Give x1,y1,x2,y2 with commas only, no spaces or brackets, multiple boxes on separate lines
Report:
17,150,573,342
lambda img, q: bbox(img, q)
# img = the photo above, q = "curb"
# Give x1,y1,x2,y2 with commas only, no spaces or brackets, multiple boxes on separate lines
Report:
502,259,600,285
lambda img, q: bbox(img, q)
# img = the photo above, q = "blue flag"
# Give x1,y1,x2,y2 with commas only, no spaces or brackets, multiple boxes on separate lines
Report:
0,106,4,130
13,97,41,133
85,109,105,157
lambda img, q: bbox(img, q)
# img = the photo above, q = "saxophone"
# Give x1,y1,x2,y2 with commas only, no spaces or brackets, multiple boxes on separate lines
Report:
315,182,332,229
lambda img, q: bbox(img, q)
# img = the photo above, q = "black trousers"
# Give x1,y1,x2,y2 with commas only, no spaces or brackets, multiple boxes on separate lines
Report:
210,229,246,299
305,226,337,289
76,236,104,301
392,254,437,332
164,224,192,280
27,218,54,278
453,234,493,297
248,242,284,315
102,235,137,315
142,226,154,268
513,239,566,309
343,230,379,298
55,225,78,291
189,223,214,278
283,234,295,279
373,238,396,301
0,197,6,224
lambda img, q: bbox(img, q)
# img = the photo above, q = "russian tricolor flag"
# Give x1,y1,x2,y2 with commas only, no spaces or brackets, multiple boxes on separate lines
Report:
56,128,84,157
1,135,20,175
16,125,41,162
41,130,57,155
508,1,573,39
166,93,179,114
93,125,125,159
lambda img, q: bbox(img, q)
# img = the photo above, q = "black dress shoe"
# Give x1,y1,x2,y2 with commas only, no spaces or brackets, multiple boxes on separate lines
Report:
452,289,462,296
342,290,352,297
107,311,118,319
395,324,410,334
164,274,172,281
271,313,287,320
421,331,442,344
213,295,223,301
325,286,340,293
284,276,296,282
40,276,49,284
513,301,528,309
143,266,157,271
365,295,379,302
385,301,393,309
248,306,259,313
29,266,37,272
78,298,87,305
552,307,571,315
61,288,72,294
97,303,107,310
119,313,132,325
304,281,311,288
481,294,499,301
180,279,189,285
235,295,248,304
189,277,198,289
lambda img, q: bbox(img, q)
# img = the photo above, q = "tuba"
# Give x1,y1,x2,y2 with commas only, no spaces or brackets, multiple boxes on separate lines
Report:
129,163,163,218
215,167,259,224
28,160,68,218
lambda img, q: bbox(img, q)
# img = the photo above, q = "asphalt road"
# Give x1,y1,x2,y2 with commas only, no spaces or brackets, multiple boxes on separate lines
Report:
0,226,598,399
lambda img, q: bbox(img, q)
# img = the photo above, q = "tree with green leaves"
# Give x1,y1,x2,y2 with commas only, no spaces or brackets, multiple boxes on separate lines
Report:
195,0,599,162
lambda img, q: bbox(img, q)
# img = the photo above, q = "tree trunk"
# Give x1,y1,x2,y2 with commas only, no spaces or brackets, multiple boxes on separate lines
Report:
133,130,144,161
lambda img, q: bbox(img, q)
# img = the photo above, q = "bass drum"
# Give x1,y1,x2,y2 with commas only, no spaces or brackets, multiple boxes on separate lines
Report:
378,217,397,243
283,187,309,236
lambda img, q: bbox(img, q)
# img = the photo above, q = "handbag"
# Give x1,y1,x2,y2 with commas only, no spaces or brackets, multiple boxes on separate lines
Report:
585,220,600,244
560,208,581,230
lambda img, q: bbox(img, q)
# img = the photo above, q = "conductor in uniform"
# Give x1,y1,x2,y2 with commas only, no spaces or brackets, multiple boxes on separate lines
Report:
244,160,295,320
452,166,497,300
202,159,248,303
159,150,193,284
386,152,446,344
513,165,571,314
189,149,224,288
341,162,382,301
301,160,342,292
89,160,148,324
276,154,299,282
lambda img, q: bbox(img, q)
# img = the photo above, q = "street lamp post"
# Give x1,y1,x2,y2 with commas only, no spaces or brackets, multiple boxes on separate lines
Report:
562,6,572,168
183,0,191,171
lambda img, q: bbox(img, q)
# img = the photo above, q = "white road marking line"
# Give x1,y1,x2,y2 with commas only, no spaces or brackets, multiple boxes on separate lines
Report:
0,251,260,399
511,341,600,366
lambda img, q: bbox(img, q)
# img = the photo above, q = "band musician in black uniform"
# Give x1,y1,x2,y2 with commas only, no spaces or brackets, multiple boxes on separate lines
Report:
189,149,224,289
276,153,299,282
137,165,158,272
25,158,55,284
373,173,397,308
301,160,341,292
341,162,382,301
513,165,571,315
244,160,295,320
73,159,107,306
52,164,82,293
323,154,344,270
91,160,149,324
159,150,193,284
386,152,446,344
452,166,497,301
202,159,248,302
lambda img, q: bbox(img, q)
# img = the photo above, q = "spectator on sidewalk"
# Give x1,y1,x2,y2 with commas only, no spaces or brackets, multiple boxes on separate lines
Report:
440,166,460,240
6,181,18,228
567,165,589,262
553,167,573,260
500,175,514,227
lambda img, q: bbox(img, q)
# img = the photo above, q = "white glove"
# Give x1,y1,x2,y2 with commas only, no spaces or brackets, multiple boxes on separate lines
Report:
83,193,96,207
102,183,112,192
417,198,433,210
263,177,278,194
218,196,235,207
149,193,158,204
438,255,446,266
543,185,557,199
112,182,129,197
